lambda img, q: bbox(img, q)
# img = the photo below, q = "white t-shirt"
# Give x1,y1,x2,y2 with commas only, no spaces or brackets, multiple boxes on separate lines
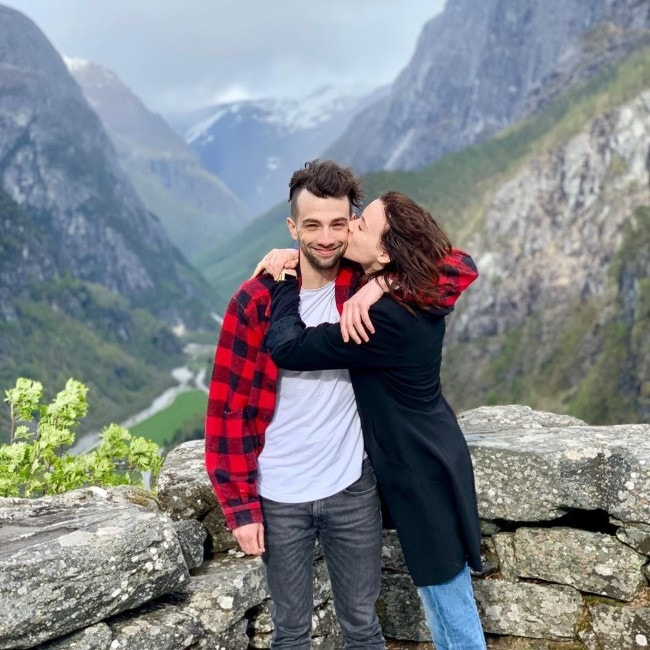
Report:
257,280,364,502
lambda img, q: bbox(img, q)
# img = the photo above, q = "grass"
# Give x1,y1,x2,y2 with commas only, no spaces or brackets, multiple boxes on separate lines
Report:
130,389,207,447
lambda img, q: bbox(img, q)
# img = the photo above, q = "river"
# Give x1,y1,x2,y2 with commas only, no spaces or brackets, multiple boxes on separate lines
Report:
70,343,213,455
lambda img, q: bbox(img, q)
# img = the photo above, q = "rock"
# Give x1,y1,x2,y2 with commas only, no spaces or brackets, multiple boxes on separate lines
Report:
0,487,189,648
459,405,586,432
248,599,344,649
107,602,204,649
311,600,343,647
0,484,160,516
513,527,646,601
172,518,207,570
467,421,650,522
176,554,268,637
493,533,517,581
380,530,408,574
247,601,274,649
7,405,650,648
613,519,650,555
201,505,237,553
474,580,583,639
157,440,217,520
588,602,650,649
35,623,113,649
376,574,430,642
197,618,249,650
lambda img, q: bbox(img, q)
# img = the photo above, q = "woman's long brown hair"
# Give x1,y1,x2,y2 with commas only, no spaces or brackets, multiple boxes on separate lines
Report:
362,191,452,310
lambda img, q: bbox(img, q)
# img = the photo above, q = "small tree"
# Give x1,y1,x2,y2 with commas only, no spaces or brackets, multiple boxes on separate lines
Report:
1,377,163,498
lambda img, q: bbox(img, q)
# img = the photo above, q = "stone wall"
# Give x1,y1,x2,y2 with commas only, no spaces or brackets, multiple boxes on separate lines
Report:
1,405,650,649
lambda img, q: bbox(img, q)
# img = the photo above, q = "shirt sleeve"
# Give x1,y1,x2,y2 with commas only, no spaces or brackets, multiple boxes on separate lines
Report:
205,291,264,530
437,248,479,308
265,280,408,371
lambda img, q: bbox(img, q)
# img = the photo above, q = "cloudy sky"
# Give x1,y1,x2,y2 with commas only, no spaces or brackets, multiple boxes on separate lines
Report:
5,0,446,115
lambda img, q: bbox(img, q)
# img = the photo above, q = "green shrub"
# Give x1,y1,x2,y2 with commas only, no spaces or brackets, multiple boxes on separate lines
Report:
1,377,163,498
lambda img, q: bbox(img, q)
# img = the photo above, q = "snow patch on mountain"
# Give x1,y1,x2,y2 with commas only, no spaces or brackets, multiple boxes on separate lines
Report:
184,84,373,145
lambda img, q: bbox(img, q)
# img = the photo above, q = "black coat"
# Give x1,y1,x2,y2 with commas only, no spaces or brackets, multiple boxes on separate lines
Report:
265,282,482,586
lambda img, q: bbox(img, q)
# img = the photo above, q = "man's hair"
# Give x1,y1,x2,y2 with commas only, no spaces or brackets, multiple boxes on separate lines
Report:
288,159,364,219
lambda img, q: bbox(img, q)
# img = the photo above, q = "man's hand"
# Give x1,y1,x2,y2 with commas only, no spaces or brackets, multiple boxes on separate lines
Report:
232,522,265,556
340,278,386,343
251,249,299,280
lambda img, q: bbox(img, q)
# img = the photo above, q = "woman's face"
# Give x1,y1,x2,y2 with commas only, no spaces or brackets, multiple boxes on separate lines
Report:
344,199,389,272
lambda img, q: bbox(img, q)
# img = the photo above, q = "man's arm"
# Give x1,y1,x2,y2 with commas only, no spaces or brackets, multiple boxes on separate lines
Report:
437,248,479,308
205,289,266,554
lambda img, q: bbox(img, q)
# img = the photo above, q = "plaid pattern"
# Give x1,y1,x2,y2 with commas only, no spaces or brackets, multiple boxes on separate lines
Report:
204,250,477,530
438,248,479,308
205,263,359,530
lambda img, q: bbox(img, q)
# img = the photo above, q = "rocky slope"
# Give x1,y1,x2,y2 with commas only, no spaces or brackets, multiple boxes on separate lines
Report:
0,5,210,327
0,5,213,438
67,59,250,261
442,81,650,424
327,0,650,172
202,45,650,425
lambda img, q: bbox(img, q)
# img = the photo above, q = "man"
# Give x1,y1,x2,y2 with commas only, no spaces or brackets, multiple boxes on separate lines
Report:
205,160,385,649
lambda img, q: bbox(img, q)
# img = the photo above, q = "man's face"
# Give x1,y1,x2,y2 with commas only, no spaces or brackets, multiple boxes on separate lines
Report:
287,190,351,271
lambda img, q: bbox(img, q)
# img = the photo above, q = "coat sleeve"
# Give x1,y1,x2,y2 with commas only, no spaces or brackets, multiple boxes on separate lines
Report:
205,291,264,530
265,280,409,371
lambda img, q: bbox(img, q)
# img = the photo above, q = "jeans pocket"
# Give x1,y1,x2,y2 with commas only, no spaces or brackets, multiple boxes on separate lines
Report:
343,457,377,495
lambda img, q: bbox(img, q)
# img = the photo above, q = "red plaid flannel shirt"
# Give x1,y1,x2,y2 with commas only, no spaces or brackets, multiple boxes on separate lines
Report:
205,261,360,529
204,250,477,529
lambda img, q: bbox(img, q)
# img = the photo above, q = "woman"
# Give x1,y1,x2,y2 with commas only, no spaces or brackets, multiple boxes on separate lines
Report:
264,192,486,649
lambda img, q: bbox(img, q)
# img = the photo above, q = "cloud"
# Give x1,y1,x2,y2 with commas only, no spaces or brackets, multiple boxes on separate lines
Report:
5,0,446,113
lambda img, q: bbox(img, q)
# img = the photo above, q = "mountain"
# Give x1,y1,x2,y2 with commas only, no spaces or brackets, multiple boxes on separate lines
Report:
67,58,250,262
182,85,385,215
363,47,650,426
326,0,650,173
0,5,213,438
200,43,650,425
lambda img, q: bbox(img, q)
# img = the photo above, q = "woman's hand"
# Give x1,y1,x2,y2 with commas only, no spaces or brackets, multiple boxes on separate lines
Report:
251,249,299,280
340,278,387,343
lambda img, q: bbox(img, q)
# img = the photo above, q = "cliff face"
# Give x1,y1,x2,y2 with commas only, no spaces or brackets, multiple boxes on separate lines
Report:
0,5,217,439
445,87,650,423
67,59,251,262
459,92,649,336
327,0,650,173
0,5,210,328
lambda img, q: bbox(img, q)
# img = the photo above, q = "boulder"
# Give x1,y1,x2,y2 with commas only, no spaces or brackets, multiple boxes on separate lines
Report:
0,486,189,648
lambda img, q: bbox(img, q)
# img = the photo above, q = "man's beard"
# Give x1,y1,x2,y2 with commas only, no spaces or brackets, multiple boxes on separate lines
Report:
299,242,346,270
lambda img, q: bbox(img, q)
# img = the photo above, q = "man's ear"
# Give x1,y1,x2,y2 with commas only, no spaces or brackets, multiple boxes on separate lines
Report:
287,217,299,242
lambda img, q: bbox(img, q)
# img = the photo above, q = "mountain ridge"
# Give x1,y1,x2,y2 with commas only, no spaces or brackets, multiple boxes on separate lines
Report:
326,0,650,173
201,45,650,425
181,85,386,215
0,5,213,439
67,57,251,262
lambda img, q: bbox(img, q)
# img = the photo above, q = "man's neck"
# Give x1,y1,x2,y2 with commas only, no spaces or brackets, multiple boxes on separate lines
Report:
300,260,340,289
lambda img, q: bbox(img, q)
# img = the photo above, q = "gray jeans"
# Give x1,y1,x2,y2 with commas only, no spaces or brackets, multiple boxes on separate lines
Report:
260,457,385,649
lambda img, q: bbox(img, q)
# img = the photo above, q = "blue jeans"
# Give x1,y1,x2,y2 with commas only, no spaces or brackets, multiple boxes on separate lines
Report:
417,565,486,650
260,457,385,649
